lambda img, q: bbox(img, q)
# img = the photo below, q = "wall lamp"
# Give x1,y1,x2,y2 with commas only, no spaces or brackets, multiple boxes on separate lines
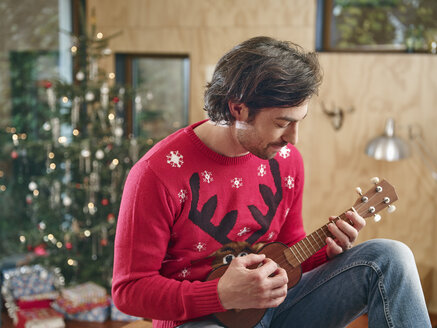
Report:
365,118,410,162
366,118,437,182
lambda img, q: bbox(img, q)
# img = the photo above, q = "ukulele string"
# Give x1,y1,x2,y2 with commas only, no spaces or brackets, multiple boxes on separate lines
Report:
265,191,386,268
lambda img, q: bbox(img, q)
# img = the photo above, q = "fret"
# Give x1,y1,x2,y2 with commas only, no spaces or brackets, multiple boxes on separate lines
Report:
292,245,304,262
315,230,324,246
297,242,308,260
289,246,301,263
302,238,311,254
310,233,322,250
321,226,329,238
307,235,318,252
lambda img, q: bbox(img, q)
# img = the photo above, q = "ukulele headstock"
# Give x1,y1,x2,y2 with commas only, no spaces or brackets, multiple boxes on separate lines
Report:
353,177,398,222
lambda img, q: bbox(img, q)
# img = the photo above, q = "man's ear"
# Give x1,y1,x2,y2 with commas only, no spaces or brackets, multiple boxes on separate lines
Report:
228,100,249,121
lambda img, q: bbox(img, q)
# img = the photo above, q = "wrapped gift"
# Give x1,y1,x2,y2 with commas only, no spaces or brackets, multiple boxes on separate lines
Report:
110,298,142,322
16,307,65,328
60,282,106,306
18,291,59,309
2,265,64,299
1,265,64,325
51,301,109,322
53,295,110,314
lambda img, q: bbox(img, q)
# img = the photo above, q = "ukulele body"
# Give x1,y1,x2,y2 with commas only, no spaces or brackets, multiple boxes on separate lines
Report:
206,242,302,328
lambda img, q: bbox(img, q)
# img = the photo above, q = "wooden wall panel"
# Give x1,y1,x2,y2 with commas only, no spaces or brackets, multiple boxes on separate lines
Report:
88,0,437,311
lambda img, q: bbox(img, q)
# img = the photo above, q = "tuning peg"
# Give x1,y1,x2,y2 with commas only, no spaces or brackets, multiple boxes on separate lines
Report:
371,177,380,184
387,204,396,213
373,214,382,222
356,187,363,195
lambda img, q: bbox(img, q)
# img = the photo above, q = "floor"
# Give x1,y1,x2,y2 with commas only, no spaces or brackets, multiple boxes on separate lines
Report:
2,309,436,327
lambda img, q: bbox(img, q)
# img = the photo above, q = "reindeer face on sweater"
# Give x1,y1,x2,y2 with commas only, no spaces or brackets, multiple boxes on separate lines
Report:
209,241,265,269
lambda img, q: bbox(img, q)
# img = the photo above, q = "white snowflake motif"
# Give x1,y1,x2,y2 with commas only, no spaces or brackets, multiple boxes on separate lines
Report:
237,227,251,236
193,242,207,252
279,146,291,159
267,231,276,241
178,267,191,278
231,177,243,189
201,171,214,183
166,150,184,168
284,176,295,189
178,189,188,203
257,164,267,177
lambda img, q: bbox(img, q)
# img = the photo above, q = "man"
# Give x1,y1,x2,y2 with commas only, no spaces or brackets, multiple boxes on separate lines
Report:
112,36,431,327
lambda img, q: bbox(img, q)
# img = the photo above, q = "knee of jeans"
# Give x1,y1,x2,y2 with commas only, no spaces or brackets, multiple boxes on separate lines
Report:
364,239,416,274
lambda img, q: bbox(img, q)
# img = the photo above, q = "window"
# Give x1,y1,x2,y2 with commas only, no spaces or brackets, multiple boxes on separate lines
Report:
116,54,190,139
316,0,437,53
0,0,75,137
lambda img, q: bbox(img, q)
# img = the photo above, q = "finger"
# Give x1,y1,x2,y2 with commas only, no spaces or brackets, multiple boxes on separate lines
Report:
233,253,266,268
335,219,358,243
267,267,288,289
346,210,366,231
255,258,280,277
327,222,352,248
326,236,343,256
269,284,288,300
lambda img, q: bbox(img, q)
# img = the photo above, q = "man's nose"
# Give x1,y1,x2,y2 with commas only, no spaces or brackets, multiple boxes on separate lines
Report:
283,123,298,145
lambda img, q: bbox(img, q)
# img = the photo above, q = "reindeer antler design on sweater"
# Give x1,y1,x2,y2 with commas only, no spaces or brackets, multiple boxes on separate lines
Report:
188,159,282,245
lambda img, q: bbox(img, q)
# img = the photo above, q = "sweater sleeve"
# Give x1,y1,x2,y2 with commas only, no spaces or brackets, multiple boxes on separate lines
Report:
112,160,225,321
275,148,328,273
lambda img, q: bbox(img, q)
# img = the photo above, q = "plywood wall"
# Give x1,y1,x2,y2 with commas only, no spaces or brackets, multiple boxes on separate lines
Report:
88,0,437,311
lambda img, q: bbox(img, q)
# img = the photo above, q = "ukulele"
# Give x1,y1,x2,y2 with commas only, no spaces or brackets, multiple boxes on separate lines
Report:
207,177,398,328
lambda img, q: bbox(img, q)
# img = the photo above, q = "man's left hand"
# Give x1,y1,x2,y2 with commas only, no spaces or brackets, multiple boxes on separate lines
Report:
326,210,366,259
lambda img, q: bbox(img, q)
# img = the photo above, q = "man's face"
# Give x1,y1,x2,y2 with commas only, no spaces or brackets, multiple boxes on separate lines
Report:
235,102,308,160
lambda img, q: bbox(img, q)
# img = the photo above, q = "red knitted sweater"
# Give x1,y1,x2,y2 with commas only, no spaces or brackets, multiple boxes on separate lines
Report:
112,121,328,328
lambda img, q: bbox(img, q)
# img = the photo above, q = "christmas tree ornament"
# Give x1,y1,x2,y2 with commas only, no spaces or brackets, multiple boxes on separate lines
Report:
92,236,97,260
50,181,61,208
107,213,115,224
85,91,95,102
45,82,56,111
71,96,81,126
100,82,109,109
80,148,91,173
12,133,19,146
64,159,72,184
63,195,72,207
43,121,51,131
51,118,60,145
90,160,101,192
38,222,46,230
28,181,37,191
129,137,139,163
89,57,98,81
95,149,104,160
75,70,85,81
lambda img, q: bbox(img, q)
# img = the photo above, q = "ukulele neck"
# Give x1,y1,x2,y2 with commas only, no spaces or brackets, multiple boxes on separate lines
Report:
284,208,353,267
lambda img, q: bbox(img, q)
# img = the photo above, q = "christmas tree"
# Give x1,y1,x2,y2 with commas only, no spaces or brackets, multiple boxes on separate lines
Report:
0,9,157,289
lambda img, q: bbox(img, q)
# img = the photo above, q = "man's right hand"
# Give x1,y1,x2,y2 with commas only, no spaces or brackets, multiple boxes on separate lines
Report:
217,253,288,310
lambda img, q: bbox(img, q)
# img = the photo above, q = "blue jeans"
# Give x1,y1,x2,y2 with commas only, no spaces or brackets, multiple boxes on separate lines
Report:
178,239,431,328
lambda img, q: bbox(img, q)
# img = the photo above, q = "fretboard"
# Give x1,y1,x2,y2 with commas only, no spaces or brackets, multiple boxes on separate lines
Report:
285,209,352,266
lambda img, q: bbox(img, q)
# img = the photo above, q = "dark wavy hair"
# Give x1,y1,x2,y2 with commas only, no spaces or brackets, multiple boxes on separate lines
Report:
204,36,323,124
